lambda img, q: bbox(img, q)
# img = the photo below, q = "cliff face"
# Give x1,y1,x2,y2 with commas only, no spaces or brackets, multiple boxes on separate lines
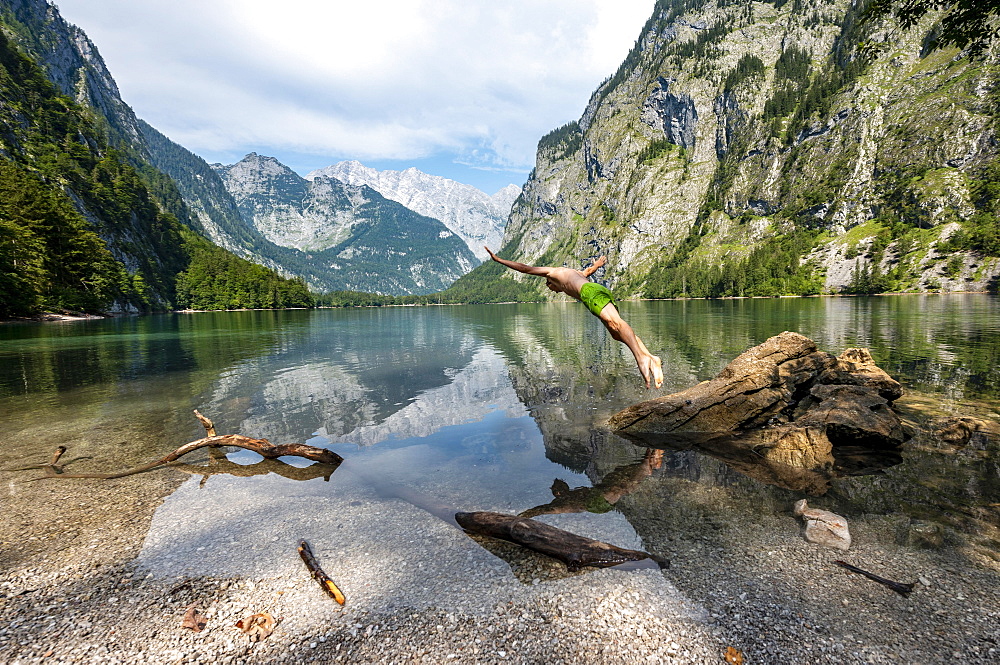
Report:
216,153,477,295
311,161,519,262
0,0,146,148
501,0,1000,298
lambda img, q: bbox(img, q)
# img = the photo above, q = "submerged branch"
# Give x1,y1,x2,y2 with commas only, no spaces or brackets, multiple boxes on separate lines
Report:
34,411,343,480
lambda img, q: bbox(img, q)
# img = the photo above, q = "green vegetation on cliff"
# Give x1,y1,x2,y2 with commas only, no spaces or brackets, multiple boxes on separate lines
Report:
550,0,999,299
644,229,825,298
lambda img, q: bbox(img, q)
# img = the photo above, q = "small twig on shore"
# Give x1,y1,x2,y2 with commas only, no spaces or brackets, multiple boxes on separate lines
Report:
833,560,915,597
298,539,346,604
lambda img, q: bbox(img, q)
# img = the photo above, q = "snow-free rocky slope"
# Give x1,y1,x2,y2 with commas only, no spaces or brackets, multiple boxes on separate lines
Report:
490,0,1000,298
215,154,476,295
311,161,520,261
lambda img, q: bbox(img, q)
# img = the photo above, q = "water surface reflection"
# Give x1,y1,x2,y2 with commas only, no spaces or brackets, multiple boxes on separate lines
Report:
1,295,998,582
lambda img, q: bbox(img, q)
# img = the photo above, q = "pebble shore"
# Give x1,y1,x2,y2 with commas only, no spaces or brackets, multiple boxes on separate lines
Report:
3,457,1000,665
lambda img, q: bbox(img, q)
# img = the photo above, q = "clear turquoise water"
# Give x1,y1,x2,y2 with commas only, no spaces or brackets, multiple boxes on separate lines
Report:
2,294,998,571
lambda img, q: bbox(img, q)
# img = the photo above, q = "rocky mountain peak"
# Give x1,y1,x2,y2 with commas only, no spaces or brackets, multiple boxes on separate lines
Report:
308,161,519,260
214,154,476,294
499,0,1000,298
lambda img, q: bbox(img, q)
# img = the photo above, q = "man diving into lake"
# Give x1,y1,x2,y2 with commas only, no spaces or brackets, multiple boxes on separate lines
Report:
485,247,663,389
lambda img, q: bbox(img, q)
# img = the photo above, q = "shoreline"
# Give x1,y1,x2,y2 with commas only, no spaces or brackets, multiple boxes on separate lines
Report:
3,290,997,324
1,355,998,663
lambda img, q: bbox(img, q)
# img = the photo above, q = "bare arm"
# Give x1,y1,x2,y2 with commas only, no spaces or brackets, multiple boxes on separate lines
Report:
581,255,607,278
485,246,550,276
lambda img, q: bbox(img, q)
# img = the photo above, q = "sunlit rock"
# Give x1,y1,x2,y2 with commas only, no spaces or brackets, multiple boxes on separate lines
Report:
793,499,851,551
610,331,906,443
608,332,908,494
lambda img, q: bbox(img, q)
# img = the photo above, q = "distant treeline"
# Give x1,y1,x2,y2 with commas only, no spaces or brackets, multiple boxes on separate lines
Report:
317,259,544,307
176,236,313,310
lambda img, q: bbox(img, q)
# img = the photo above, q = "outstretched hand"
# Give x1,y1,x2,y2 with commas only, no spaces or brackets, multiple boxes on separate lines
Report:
484,246,499,262
582,255,608,277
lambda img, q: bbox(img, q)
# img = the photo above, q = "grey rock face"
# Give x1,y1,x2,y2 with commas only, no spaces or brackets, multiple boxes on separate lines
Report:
499,0,1000,297
215,154,477,294
641,77,698,151
216,154,355,252
310,161,519,261
713,90,746,160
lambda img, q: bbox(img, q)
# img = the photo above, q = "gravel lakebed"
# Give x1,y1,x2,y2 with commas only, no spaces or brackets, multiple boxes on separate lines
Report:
3,450,999,665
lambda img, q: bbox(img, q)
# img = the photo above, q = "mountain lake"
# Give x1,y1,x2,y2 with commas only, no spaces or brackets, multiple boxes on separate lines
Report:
2,294,999,662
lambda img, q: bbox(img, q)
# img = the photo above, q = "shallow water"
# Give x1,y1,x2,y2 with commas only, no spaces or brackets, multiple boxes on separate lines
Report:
1,295,998,582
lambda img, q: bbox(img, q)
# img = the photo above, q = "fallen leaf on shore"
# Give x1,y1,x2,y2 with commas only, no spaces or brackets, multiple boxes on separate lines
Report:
724,646,744,664
182,604,206,632
236,612,275,642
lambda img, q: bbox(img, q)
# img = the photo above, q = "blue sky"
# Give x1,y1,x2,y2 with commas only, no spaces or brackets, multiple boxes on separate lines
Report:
52,0,655,194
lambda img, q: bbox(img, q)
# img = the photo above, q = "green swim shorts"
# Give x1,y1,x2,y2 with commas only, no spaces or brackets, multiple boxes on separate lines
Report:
579,282,615,317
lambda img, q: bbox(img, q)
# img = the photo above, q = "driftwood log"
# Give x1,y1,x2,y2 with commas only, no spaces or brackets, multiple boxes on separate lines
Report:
455,511,666,571
36,410,343,480
609,332,909,492
172,457,341,483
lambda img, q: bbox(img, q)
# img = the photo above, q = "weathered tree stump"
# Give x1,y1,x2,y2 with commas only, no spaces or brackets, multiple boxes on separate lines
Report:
608,332,909,491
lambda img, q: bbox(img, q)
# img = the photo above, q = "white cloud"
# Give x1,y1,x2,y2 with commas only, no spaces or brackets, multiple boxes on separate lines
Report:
52,0,654,181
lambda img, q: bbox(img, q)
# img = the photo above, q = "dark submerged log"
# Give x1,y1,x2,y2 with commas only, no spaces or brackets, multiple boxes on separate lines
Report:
455,511,666,572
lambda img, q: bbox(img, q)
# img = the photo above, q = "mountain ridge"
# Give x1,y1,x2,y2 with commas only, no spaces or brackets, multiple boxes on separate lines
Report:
309,160,519,261
1,0,487,299
215,152,477,295
474,0,1000,301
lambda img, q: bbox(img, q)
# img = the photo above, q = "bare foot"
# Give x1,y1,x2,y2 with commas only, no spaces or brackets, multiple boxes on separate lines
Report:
638,355,662,389
638,359,652,389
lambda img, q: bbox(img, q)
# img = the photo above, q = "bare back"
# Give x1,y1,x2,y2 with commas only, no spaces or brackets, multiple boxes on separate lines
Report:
540,267,591,300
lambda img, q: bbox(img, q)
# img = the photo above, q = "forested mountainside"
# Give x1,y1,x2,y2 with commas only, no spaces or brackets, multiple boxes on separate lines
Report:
0,0,311,315
214,153,477,295
461,0,1000,302
135,119,376,294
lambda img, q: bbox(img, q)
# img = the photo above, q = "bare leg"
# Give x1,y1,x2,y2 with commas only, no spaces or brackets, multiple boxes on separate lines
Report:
597,304,663,389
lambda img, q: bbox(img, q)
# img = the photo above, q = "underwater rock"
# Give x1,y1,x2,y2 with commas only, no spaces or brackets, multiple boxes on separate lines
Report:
931,416,1000,449
793,499,851,551
902,520,945,549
